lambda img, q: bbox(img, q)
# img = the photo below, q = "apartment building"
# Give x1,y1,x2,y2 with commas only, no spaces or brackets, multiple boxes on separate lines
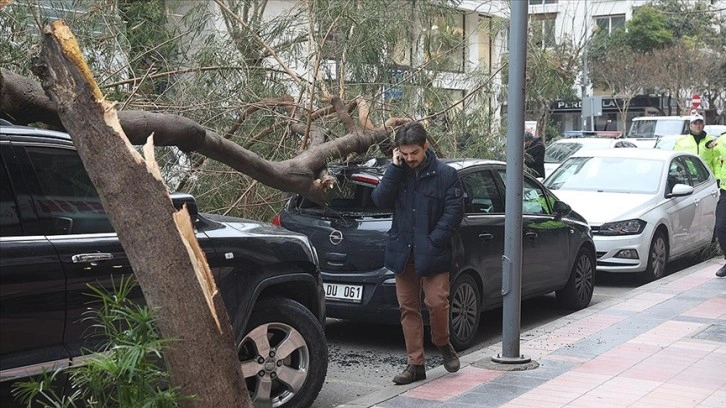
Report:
526,0,725,133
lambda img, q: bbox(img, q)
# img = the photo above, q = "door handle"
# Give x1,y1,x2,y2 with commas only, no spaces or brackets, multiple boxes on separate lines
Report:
525,231,538,240
478,233,494,241
72,253,113,264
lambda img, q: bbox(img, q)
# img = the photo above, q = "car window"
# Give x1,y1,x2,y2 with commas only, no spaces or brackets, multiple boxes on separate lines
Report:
495,170,551,215
25,146,113,235
667,158,691,190
655,120,689,136
460,170,503,214
0,157,22,236
544,143,582,164
680,155,711,185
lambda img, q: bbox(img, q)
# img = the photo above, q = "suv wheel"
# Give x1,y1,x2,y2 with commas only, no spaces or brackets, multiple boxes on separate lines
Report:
238,297,327,408
449,274,480,351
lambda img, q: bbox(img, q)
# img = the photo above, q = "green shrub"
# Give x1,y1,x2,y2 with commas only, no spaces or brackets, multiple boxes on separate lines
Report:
12,277,188,408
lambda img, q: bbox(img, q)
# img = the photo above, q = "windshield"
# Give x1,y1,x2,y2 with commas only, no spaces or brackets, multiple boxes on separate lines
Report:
654,136,679,150
544,156,663,194
544,143,583,164
628,119,687,138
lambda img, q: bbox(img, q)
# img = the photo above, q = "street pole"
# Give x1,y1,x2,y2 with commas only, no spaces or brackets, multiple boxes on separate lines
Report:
582,0,592,131
492,0,530,365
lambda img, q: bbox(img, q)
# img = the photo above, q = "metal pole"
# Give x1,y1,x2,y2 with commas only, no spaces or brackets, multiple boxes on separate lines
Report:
582,0,591,131
492,0,530,364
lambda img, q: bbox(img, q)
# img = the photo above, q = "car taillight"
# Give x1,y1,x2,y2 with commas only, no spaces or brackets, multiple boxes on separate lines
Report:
351,174,379,185
271,213,281,227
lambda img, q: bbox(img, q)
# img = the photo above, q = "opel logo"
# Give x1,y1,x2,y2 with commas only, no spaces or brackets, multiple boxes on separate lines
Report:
329,230,344,245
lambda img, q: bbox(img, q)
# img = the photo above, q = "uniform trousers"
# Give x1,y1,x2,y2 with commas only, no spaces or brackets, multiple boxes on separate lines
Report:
395,259,450,365
716,189,726,257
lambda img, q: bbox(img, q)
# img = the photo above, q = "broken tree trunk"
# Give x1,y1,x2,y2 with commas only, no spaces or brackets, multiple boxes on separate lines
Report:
32,21,251,408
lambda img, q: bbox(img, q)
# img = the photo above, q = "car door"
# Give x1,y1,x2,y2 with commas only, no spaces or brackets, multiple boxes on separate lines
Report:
13,143,137,361
680,155,718,247
664,157,699,255
495,169,571,295
457,168,505,307
0,145,70,384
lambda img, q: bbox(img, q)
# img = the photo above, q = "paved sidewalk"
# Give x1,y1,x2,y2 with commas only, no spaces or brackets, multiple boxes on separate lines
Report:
340,260,726,408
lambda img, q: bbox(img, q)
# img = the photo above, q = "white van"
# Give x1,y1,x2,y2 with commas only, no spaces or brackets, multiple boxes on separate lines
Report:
625,116,691,147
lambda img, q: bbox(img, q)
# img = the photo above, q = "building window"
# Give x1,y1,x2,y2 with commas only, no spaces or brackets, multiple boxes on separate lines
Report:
529,0,558,5
424,13,465,73
530,14,556,49
594,14,625,34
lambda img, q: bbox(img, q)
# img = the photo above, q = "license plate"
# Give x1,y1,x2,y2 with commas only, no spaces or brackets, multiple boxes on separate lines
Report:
324,283,363,303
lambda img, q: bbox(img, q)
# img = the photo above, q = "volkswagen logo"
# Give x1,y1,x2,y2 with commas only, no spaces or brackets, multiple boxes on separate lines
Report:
329,230,344,245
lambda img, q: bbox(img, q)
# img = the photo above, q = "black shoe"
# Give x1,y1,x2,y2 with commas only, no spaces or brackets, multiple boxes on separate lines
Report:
392,364,426,385
437,343,460,373
717,264,726,277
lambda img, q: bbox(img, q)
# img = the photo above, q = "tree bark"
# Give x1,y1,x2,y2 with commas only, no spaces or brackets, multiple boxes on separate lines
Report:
32,21,250,408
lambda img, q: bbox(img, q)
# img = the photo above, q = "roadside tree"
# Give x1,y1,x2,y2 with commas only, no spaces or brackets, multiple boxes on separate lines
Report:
0,0,504,405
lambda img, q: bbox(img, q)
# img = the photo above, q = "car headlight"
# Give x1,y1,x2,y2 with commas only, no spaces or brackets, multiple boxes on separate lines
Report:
598,219,646,236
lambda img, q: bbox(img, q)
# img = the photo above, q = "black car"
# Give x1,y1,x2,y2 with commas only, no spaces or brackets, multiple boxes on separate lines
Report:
0,121,327,408
275,157,596,350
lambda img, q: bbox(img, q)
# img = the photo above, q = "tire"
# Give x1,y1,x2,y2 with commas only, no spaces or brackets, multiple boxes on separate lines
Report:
449,273,481,351
238,297,328,408
641,230,668,282
556,246,595,310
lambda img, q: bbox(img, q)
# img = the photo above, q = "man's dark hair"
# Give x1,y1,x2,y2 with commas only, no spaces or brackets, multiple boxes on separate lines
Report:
394,122,428,147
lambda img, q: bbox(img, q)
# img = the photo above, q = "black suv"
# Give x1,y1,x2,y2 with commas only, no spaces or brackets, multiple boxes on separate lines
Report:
276,157,596,350
0,121,327,408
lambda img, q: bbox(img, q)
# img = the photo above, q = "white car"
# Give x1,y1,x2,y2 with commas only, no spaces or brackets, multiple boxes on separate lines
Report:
705,124,726,137
544,148,718,281
625,116,691,147
653,134,682,151
655,126,726,151
544,137,638,177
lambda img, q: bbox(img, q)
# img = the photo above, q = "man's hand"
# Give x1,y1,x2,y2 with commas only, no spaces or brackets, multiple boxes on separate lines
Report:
393,147,403,166
707,140,718,149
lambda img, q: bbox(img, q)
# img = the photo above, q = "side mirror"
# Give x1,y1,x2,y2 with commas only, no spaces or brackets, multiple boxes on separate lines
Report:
171,192,199,219
552,200,571,219
667,183,694,198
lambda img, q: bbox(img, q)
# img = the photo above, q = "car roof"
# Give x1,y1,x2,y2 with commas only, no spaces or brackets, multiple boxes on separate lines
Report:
0,122,72,143
568,147,687,160
632,116,691,121
550,137,624,146
441,158,504,170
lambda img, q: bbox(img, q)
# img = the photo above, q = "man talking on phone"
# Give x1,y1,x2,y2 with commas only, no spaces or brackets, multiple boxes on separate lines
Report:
371,121,464,384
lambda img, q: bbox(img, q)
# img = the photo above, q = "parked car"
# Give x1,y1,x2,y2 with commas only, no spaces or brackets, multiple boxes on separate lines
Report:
653,134,682,151
705,124,726,137
274,157,596,350
654,126,726,151
544,137,637,177
544,148,718,281
0,121,328,408
625,116,691,148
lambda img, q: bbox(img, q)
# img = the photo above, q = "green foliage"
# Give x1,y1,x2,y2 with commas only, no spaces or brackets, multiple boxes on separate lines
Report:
12,276,186,408
626,5,673,53
1,0,499,222
654,0,722,47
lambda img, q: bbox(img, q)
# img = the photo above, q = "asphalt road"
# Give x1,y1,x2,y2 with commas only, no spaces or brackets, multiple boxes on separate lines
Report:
310,257,702,408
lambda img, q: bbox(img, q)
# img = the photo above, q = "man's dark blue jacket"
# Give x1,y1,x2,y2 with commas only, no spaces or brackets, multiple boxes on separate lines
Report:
371,150,464,276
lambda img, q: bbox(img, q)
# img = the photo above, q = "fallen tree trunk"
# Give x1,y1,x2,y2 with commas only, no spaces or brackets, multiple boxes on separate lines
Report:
0,67,408,204
32,20,251,408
